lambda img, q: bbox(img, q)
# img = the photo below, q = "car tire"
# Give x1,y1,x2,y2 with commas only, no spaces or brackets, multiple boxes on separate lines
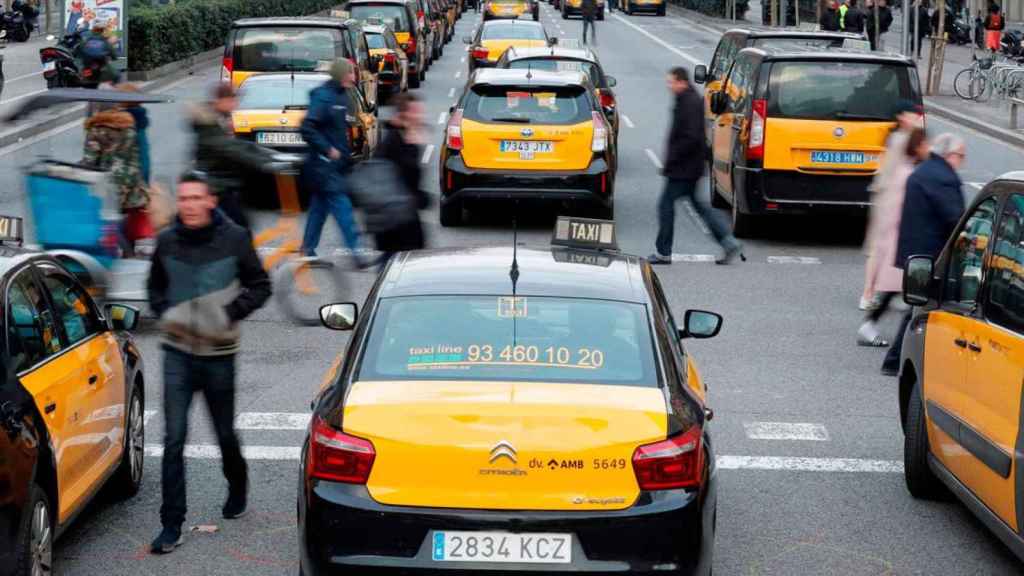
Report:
14,484,51,576
409,69,421,88
731,192,753,238
561,7,568,18
904,382,948,500
440,200,463,227
657,4,665,15
109,380,144,498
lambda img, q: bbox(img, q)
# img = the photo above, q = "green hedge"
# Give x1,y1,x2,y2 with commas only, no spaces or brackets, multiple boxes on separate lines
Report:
127,0,339,71
671,0,749,18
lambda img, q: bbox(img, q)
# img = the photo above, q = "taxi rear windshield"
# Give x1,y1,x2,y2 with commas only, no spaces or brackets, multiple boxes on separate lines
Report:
463,85,592,124
750,36,845,49
237,75,324,109
349,5,411,32
366,33,387,49
481,23,546,40
233,27,346,72
507,58,602,84
358,296,659,386
767,61,919,121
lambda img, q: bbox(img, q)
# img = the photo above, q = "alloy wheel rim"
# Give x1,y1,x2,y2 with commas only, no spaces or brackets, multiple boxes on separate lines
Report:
31,500,51,576
129,394,144,483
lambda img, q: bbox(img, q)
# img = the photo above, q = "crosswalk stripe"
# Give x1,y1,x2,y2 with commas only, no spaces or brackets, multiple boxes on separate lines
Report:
235,412,309,430
767,256,822,265
744,422,829,441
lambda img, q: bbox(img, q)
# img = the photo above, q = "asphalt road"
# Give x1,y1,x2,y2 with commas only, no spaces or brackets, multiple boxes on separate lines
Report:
1,4,1024,575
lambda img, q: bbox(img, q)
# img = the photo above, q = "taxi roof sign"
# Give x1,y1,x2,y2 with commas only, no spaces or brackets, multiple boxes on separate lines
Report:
330,9,351,19
552,216,617,250
842,38,871,51
0,215,24,246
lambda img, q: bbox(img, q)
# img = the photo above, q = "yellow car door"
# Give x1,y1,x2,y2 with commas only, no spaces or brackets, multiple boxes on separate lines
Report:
702,34,741,142
712,56,752,200
925,198,999,484
959,193,1024,531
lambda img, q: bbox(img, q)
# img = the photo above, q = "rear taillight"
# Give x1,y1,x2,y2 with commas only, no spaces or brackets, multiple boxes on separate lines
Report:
471,47,489,60
446,109,464,150
307,416,375,484
632,425,703,490
385,52,397,64
40,47,61,60
220,56,233,83
402,38,416,55
598,89,615,109
747,98,766,160
591,111,608,153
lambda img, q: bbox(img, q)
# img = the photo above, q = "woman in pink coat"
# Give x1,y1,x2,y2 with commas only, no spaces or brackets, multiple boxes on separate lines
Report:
858,127,929,347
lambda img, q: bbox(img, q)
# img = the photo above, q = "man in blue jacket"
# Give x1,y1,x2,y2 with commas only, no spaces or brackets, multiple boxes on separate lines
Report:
882,133,967,376
300,59,365,263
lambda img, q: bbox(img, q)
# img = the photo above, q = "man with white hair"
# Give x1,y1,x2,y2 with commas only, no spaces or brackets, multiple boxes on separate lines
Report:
881,132,967,376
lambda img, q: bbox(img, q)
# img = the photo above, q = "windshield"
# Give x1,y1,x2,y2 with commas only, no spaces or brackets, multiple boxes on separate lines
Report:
767,61,919,120
358,296,659,385
366,32,387,49
481,23,546,40
237,76,324,109
233,27,345,72
464,85,592,124
349,4,410,32
507,58,602,84
751,36,845,49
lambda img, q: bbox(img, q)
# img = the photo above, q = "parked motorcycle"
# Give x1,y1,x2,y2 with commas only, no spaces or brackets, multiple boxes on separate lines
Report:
39,28,98,89
1003,29,1024,58
1,0,37,43
949,16,972,45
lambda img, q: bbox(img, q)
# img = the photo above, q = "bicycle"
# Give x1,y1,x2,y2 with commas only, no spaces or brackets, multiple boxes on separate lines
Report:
954,51,996,100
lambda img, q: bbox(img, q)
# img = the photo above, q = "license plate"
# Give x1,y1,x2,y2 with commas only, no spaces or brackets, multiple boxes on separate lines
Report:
811,150,865,164
432,531,572,564
257,132,304,146
500,140,553,153
43,61,56,72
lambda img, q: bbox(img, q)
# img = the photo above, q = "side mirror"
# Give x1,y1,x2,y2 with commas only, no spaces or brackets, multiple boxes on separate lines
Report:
903,255,935,306
105,303,140,332
710,91,727,115
462,35,473,44
320,303,359,331
694,64,708,84
605,75,617,87
548,37,559,46
680,310,722,339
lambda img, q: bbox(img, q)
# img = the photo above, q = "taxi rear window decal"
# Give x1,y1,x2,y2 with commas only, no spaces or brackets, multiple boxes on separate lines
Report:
497,296,527,318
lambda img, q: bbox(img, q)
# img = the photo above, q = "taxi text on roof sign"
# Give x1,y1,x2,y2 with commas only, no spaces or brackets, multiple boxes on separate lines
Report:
552,216,617,250
0,215,24,245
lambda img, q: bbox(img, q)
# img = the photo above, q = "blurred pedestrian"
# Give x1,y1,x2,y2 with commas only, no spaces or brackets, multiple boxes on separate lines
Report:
821,0,842,30
190,83,275,230
648,67,743,266
373,93,430,265
844,0,867,33
300,59,368,266
117,83,151,185
908,0,931,59
882,133,967,375
861,100,923,310
582,0,597,44
148,170,272,554
81,98,151,257
866,0,893,50
984,2,1005,52
858,127,928,347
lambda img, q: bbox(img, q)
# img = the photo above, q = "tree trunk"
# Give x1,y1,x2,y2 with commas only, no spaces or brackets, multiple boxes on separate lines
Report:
926,0,947,95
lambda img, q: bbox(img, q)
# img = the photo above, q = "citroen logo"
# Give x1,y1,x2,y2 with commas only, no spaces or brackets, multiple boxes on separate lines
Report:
521,128,534,138
489,440,517,464
280,117,289,125
833,127,845,138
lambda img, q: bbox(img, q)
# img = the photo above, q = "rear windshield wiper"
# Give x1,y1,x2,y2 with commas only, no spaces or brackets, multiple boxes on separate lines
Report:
834,112,891,121
490,116,531,123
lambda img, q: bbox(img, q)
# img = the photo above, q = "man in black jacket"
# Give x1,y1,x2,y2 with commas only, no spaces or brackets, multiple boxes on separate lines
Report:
581,0,597,44
148,171,272,554
649,67,742,266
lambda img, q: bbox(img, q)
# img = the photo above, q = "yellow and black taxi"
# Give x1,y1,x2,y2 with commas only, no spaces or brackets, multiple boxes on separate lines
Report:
439,69,616,226
363,22,410,99
233,72,380,161
0,216,145,575
344,0,426,88
298,216,721,576
704,45,922,236
496,45,619,143
561,0,605,19
620,0,664,16
898,173,1024,563
484,0,538,20
463,20,553,72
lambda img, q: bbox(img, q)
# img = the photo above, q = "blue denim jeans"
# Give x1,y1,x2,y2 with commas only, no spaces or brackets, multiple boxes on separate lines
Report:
160,348,246,529
302,171,361,257
655,177,737,257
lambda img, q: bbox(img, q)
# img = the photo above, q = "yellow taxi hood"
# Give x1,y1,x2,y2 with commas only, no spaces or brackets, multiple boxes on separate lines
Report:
480,39,547,61
343,380,668,511
231,109,307,134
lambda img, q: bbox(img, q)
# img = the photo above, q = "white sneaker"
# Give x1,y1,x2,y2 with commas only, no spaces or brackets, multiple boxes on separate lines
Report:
857,321,889,347
858,295,880,311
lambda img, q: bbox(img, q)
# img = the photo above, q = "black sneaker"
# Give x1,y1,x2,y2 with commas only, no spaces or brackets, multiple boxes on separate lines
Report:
223,491,247,519
647,253,672,265
150,526,183,554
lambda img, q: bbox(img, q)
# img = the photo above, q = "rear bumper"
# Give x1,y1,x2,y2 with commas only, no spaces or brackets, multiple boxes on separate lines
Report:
737,167,872,215
627,2,662,10
299,477,715,575
441,153,613,206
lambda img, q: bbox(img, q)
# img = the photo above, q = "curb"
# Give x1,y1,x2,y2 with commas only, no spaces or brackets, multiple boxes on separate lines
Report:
924,98,1024,150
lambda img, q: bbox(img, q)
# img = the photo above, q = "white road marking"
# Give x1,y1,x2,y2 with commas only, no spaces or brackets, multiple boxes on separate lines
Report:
610,12,701,65
966,181,985,189
144,410,157,426
644,148,663,169
422,144,436,164
717,455,902,473
672,254,716,263
744,422,830,441
6,70,44,83
235,412,310,430
767,256,822,264
620,114,634,128
0,88,47,106
682,200,711,235
461,56,466,63
438,111,449,125
448,87,456,98
455,70,462,79
145,444,302,460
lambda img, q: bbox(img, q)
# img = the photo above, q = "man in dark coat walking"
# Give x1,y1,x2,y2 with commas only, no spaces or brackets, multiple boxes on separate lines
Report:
821,0,842,30
866,0,894,50
843,0,867,33
581,0,597,44
649,67,743,266
882,133,967,376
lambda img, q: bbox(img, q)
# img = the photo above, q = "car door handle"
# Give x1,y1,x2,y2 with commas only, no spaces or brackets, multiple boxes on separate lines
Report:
968,341,983,353
88,374,98,385
44,402,56,414
954,338,968,348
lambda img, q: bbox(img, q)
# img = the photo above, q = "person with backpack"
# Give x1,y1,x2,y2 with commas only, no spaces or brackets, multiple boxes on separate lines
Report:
76,17,117,88
984,2,1005,52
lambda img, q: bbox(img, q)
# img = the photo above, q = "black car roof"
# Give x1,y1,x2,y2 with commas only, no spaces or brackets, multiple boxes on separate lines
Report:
378,246,650,303
726,27,862,40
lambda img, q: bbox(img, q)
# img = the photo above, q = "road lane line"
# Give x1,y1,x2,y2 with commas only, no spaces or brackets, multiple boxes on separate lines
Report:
672,254,715,262
610,12,701,65
620,114,634,128
422,144,436,164
966,181,985,189
744,422,830,441
0,88,48,106
144,410,157,426
236,412,309,430
455,70,462,79
461,56,466,63
682,200,711,235
6,70,44,83
448,87,456,98
767,256,822,264
438,111,448,125
145,444,301,460
644,148,663,169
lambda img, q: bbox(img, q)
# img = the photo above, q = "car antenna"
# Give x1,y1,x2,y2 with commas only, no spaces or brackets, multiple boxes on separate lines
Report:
526,60,532,80
510,204,520,346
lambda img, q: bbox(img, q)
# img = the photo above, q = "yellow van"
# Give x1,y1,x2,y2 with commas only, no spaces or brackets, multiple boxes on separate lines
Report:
705,46,922,236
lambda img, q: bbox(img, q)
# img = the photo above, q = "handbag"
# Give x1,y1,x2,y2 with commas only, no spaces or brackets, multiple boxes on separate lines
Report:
348,158,417,234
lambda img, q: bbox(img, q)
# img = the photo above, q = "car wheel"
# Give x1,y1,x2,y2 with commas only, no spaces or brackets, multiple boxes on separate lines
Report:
440,200,463,226
15,484,51,576
731,190,753,238
904,382,948,500
409,68,421,88
109,380,144,497
657,4,665,14
561,7,568,18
